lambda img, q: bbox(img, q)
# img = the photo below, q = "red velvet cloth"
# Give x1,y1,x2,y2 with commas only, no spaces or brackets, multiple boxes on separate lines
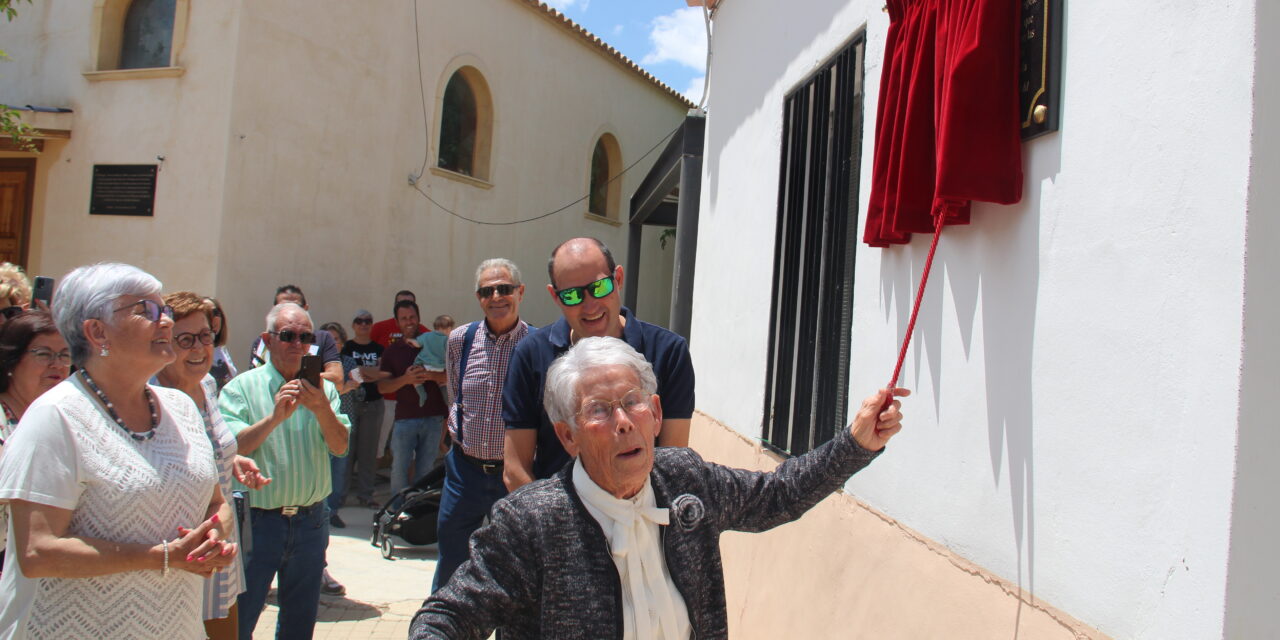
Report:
864,0,1023,247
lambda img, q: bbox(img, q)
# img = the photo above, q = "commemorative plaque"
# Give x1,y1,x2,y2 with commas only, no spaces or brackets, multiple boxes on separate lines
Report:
1019,0,1063,140
90,164,157,216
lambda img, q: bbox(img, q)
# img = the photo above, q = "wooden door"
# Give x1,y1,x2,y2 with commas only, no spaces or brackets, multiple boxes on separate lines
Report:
0,159,35,267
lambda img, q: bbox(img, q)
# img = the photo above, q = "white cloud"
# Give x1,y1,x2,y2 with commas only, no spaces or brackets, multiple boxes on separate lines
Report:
612,24,624,36
642,7,707,72
683,76,706,104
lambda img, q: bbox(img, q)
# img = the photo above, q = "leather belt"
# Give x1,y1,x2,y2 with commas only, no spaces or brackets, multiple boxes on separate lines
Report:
454,446,504,475
252,501,323,517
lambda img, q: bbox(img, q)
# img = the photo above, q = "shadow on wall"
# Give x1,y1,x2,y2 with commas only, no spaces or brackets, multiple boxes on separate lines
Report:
702,0,875,217
877,130,1062,631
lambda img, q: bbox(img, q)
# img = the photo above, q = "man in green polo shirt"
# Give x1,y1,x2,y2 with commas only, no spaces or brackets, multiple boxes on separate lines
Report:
220,302,350,640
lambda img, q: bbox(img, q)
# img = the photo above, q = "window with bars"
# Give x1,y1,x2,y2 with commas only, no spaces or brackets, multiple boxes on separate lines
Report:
761,33,866,456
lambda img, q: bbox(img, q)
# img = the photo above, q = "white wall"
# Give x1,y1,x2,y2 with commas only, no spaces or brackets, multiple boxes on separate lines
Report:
1223,1,1280,636
0,0,240,293
213,0,687,344
692,1,1255,637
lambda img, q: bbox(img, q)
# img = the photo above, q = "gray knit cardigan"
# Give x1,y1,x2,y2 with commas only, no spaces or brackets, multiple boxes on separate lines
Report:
410,429,882,639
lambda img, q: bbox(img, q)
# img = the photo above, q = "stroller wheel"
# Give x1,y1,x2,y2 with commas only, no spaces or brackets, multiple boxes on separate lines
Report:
381,535,395,560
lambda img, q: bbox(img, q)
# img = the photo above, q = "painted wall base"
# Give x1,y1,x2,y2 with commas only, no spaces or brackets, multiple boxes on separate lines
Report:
688,412,1107,639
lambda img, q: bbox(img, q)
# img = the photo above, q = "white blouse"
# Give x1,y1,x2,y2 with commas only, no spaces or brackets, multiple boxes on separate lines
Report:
0,378,216,640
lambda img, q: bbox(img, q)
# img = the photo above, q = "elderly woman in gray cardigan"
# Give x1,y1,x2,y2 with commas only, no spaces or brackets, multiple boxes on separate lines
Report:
411,337,908,640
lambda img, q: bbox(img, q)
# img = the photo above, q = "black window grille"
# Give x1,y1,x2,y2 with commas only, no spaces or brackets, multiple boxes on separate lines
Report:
761,33,866,456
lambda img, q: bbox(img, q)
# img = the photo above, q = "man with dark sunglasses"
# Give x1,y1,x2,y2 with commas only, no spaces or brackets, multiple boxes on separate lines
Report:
247,284,342,388
501,238,696,492
219,302,351,639
432,258,530,593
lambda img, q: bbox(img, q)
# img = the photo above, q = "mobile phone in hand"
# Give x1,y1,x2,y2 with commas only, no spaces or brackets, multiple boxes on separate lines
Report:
298,354,323,388
31,276,54,309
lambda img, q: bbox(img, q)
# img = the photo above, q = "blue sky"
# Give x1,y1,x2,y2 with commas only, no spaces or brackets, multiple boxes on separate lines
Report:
542,1,709,103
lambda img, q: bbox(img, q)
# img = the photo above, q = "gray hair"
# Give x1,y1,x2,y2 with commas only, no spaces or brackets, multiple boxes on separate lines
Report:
265,302,313,333
543,337,658,428
475,258,521,289
54,262,163,365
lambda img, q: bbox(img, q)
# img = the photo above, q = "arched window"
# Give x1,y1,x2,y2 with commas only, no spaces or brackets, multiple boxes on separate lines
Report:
437,67,493,181
119,0,176,69
588,133,622,220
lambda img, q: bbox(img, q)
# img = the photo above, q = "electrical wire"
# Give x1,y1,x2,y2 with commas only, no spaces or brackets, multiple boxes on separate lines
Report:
411,0,431,182
410,122,682,226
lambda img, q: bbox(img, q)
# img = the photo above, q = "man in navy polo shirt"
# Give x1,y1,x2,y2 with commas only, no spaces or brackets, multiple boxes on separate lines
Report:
501,237,695,491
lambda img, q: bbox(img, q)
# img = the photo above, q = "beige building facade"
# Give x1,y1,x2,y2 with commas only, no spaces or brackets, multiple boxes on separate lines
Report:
1,0,689,344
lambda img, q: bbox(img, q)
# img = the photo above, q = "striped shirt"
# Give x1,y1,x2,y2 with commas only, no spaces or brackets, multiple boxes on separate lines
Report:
219,362,350,509
197,375,246,620
446,319,530,461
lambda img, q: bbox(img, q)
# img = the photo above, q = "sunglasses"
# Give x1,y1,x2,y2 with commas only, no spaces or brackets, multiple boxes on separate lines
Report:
352,317,373,325
0,305,23,320
477,284,518,298
174,330,215,349
554,276,615,306
269,330,316,344
114,299,175,322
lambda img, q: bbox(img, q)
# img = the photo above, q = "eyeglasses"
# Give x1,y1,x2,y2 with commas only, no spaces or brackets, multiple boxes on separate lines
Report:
352,317,373,325
554,276,615,307
27,348,72,367
0,306,23,320
477,284,518,298
578,389,652,426
174,330,215,349
269,330,316,344
114,299,174,322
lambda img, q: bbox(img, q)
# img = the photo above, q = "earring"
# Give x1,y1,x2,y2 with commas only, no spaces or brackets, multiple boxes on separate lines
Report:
100,344,110,357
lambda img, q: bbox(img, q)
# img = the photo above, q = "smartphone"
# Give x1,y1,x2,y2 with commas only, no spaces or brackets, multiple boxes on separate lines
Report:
298,354,323,388
31,276,54,309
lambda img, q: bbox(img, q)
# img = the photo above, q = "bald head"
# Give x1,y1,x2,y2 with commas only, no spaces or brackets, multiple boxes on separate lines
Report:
546,237,625,339
548,237,616,289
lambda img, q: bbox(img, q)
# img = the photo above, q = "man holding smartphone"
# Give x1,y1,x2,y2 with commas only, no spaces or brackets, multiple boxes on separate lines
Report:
378,300,448,496
219,302,350,640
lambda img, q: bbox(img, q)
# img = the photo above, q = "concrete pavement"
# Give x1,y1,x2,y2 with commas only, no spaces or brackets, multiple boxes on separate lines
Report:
250,501,438,639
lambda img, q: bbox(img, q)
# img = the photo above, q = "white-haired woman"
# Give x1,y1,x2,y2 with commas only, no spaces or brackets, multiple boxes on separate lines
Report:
0,263,236,639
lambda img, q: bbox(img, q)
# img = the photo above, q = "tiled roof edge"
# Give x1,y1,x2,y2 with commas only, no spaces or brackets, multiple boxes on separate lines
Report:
514,0,699,109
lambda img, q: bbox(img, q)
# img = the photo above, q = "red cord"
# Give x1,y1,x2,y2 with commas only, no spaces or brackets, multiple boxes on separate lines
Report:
882,215,945,410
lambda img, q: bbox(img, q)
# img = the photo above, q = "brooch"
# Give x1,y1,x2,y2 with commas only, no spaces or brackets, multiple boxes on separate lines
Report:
670,494,706,531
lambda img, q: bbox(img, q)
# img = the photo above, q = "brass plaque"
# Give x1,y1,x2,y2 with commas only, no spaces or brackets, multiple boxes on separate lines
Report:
1020,0,1063,140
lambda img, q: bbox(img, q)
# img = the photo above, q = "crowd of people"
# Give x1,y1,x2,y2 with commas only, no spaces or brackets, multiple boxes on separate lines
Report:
0,238,909,640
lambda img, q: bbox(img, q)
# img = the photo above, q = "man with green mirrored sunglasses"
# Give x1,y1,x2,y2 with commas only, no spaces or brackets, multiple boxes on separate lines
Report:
501,238,697,492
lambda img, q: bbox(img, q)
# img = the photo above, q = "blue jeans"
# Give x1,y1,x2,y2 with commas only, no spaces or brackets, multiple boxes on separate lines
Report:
390,415,443,496
432,447,508,591
326,452,347,512
238,502,330,640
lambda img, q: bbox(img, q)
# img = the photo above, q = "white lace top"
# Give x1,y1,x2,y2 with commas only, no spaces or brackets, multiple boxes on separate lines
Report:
0,377,216,640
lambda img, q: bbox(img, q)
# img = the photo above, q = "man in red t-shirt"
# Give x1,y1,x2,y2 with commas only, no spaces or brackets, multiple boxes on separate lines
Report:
371,290,429,347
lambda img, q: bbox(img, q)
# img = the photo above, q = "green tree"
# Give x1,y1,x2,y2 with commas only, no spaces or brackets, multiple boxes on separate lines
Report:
1,0,35,150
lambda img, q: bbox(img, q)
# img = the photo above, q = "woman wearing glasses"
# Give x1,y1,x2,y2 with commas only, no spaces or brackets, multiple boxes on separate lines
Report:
0,263,236,639
0,310,70,579
156,292,270,640
0,310,70,440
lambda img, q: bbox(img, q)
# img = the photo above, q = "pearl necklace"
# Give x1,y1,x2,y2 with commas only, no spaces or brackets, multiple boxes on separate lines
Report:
79,369,158,441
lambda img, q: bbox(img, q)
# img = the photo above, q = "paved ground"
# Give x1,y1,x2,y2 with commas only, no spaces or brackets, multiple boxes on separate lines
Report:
250,499,439,639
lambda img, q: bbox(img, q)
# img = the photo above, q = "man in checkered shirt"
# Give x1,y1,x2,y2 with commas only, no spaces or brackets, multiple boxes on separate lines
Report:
432,258,531,592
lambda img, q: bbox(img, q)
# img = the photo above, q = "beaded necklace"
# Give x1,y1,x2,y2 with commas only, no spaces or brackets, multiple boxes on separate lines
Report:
79,369,158,441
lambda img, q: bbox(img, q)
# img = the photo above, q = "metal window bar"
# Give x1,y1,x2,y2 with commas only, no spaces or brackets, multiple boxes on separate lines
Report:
762,33,866,455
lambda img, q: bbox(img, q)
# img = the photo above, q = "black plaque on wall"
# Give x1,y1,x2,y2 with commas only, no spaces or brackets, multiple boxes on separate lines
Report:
90,164,157,216
1019,0,1063,140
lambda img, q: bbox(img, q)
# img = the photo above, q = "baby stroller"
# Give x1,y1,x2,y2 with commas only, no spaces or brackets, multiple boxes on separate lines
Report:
371,462,446,560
